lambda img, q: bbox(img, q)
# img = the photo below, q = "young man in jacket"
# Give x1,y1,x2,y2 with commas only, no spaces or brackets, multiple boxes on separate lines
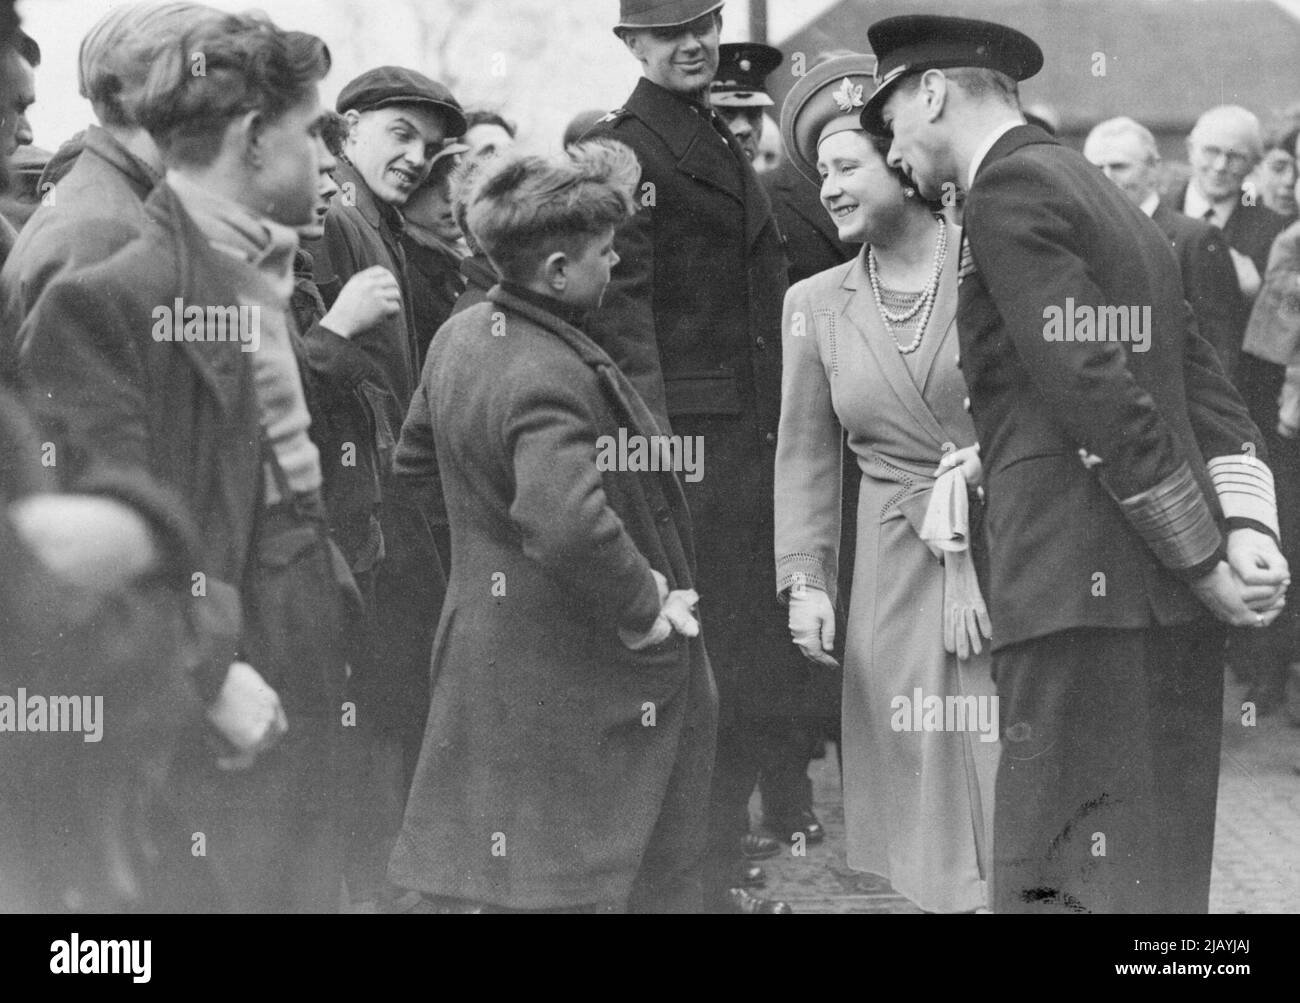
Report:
21,12,353,912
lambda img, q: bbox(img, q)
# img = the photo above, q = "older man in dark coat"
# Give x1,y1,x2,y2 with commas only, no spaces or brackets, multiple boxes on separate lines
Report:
868,14,1287,913
583,0,799,912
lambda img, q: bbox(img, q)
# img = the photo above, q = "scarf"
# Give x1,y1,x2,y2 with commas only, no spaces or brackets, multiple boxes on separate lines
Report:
167,170,321,503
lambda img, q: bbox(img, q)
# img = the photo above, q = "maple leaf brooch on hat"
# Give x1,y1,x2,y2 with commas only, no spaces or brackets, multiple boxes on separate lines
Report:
832,77,864,113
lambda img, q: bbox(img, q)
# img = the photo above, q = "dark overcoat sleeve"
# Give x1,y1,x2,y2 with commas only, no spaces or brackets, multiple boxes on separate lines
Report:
18,277,233,701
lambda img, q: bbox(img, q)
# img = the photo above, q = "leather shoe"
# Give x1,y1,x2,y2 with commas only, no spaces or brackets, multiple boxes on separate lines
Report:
735,861,766,888
741,832,781,860
767,809,825,845
724,888,793,914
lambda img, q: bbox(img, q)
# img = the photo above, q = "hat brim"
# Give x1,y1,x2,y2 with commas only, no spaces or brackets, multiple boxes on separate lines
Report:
362,96,469,138
614,0,723,33
859,67,911,137
711,92,774,109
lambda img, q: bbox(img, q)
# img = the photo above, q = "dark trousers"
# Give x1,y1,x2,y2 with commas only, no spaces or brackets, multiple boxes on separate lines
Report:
1232,353,1296,701
157,713,346,913
153,499,352,913
755,717,821,821
992,619,1225,914
703,715,763,906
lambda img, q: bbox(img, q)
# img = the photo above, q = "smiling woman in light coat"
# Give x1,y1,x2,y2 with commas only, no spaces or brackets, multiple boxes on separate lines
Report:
773,55,997,913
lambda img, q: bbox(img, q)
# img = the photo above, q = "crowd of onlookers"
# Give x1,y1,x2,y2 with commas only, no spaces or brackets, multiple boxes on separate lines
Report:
0,0,1297,916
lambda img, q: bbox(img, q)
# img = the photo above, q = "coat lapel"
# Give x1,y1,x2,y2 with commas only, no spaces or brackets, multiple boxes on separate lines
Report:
839,248,949,451
913,224,961,398
152,184,248,418
627,78,744,207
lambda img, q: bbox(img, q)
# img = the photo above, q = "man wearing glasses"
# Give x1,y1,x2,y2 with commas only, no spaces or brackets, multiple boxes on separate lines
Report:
1172,104,1294,728
1175,105,1286,310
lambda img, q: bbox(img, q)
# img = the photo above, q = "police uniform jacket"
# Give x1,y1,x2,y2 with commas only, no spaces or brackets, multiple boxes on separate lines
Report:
584,77,824,717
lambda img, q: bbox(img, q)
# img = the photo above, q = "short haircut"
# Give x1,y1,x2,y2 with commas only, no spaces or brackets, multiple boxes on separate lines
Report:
132,13,330,167
1189,105,1263,160
465,109,516,139
14,28,36,66
320,109,349,156
1086,116,1159,163
79,2,225,129
1263,124,1300,159
466,139,639,282
944,67,1019,105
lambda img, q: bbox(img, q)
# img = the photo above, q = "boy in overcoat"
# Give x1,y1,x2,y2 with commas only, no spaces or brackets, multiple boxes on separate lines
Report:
388,141,717,913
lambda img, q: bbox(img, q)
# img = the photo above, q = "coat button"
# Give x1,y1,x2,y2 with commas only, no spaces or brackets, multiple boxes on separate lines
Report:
941,441,956,454
756,336,766,349
765,432,777,445
963,396,971,412
655,507,671,523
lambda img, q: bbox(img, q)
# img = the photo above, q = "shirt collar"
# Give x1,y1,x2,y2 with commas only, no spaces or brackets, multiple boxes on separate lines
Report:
968,119,1024,189
1139,191,1159,217
1183,181,1236,227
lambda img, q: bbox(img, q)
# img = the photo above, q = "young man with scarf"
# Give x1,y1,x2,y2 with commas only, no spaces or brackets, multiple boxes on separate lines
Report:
20,12,356,912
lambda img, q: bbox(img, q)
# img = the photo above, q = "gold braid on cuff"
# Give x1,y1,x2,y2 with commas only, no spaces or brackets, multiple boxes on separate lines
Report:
1206,454,1279,537
1116,461,1222,572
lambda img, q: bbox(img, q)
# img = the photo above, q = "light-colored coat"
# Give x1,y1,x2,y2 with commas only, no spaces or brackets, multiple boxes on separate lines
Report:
774,236,997,913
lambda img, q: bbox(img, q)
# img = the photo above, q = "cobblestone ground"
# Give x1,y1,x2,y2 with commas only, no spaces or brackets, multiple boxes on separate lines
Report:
758,673,1300,914
1210,674,1300,913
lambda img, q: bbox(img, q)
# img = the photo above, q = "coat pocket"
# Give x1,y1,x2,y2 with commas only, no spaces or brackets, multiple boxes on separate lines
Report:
664,371,744,417
358,379,400,480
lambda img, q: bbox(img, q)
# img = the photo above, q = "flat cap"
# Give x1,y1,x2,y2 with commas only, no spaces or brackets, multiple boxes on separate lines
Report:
860,15,1042,135
710,42,782,108
336,66,467,137
780,53,877,186
614,0,724,33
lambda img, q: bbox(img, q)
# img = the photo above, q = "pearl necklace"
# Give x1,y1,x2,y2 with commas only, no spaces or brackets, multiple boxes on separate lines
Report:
867,217,948,355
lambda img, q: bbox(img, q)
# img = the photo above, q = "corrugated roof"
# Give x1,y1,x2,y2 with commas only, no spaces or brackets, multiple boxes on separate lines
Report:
774,0,1300,131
